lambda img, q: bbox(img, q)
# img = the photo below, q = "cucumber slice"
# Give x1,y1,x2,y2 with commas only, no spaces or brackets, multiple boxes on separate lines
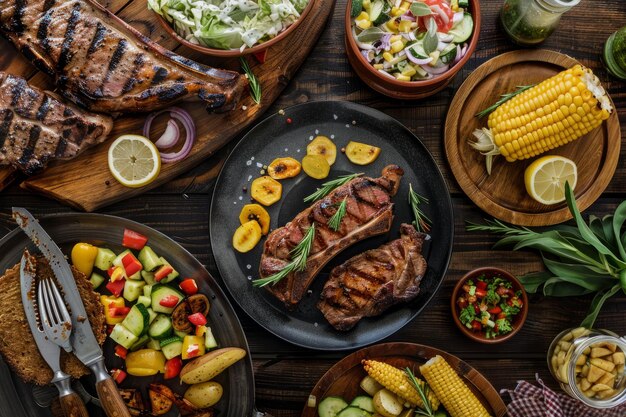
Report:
110,324,139,349
336,407,371,417
148,314,173,340
459,0,469,8
369,0,390,25
349,396,374,413
112,249,132,268
123,279,146,302
204,327,218,350
142,271,156,286
121,304,150,336
138,246,163,272
439,43,457,64
160,337,183,360
137,295,151,308
407,41,428,59
146,337,162,351
90,272,105,289
157,257,179,283
128,270,142,280
318,396,348,417
350,0,363,17
129,334,150,351
94,248,116,271
448,13,473,43
174,329,190,339
143,284,153,297
150,284,184,314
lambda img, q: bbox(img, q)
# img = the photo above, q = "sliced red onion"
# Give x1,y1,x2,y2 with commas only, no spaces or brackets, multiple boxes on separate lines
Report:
437,32,454,42
431,5,449,25
453,44,462,64
380,33,392,50
361,49,375,62
154,119,180,149
405,48,434,65
420,63,450,75
437,40,449,51
400,13,416,21
453,11,464,23
143,107,196,163
378,70,395,79
461,43,468,56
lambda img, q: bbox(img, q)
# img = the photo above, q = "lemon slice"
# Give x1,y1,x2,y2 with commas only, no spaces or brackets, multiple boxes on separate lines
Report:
108,135,161,188
524,155,577,205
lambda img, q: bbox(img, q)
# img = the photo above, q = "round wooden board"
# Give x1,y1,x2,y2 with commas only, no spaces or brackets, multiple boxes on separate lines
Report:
301,342,507,417
445,49,621,226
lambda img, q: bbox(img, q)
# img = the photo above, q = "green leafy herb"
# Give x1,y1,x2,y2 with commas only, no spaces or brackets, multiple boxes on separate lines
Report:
410,1,432,17
303,173,363,203
328,197,347,231
496,318,513,334
423,17,438,55
484,289,500,305
357,27,385,42
240,57,261,104
404,368,435,416
459,305,475,326
252,224,315,287
409,184,431,232
475,85,535,118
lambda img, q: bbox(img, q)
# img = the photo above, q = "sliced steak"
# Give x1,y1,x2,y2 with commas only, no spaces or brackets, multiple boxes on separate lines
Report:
260,165,404,308
0,71,112,174
0,0,246,113
318,223,428,331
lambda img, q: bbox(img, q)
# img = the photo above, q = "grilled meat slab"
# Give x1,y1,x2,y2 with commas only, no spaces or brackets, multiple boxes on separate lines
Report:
0,256,106,385
318,224,428,331
0,0,246,113
260,165,404,308
0,71,113,174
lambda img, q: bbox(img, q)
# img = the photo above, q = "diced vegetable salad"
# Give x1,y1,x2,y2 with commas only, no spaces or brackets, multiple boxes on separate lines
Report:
148,0,310,50
455,274,524,339
351,0,474,81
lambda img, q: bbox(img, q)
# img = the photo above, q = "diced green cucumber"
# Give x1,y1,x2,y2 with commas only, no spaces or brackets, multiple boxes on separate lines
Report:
349,396,374,413
129,334,150,351
318,396,349,417
94,248,116,271
369,0,390,25
148,314,173,340
407,41,428,59
157,257,179,283
143,284,153,297
90,272,105,289
112,249,132,268
121,304,150,336
146,338,162,351
448,13,473,43
459,0,469,8
150,284,184,314
336,407,371,417
138,246,163,272
128,270,142,280
350,0,363,17
123,279,146,302
137,295,151,308
174,329,190,339
205,327,218,350
159,337,183,360
147,308,157,324
142,271,156,286
110,324,139,349
439,43,458,65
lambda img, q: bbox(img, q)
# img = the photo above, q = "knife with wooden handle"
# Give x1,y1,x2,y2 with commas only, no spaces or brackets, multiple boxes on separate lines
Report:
13,208,131,417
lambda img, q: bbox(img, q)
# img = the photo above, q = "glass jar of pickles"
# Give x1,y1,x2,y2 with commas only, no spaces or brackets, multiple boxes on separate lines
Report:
548,327,626,408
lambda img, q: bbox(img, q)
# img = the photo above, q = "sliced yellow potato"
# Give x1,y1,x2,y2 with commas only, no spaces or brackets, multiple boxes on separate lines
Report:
360,376,384,396
372,389,403,417
251,176,282,206
239,204,270,235
267,157,301,179
232,220,262,253
184,382,223,408
302,154,330,179
345,141,381,165
180,347,247,385
307,136,337,165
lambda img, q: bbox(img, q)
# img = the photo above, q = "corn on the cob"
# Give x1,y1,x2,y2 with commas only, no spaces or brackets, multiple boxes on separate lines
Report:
362,359,440,410
470,65,613,174
419,355,491,417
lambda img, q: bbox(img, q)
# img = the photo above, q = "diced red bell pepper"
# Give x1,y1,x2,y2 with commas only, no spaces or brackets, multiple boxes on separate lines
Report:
179,278,199,295
122,228,148,250
154,265,173,282
471,320,482,332
253,49,267,64
476,280,488,290
497,287,514,298
122,253,143,277
474,288,487,298
186,344,200,359
109,306,131,318
164,357,183,380
497,312,508,320
106,278,126,297
109,266,125,282
488,306,502,315
159,294,180,308
110,368,127,384
114,344,128,359
472,303,480,314
107,266,117,277
188,313,207,326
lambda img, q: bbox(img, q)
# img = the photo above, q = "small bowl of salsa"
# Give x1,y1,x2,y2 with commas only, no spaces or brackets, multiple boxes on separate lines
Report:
451,267,528,344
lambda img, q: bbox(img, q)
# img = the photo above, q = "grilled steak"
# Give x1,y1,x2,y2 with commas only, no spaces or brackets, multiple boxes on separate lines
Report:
260,165,404,308
0,71,113,174
318,223,428,331
0,0,246,113
0,256,106,385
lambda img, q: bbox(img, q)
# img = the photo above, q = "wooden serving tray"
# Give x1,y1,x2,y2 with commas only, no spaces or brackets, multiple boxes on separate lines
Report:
0,0,334,211
445,50,621,226
301,342,507,417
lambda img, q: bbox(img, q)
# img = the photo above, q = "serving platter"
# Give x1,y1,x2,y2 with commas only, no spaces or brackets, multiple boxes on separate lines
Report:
0,213,260,417
210,100,454,350
301,342,507,417
445,49,621,226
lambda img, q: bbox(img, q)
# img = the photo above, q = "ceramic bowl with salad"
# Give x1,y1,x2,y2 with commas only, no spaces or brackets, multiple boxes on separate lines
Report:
149,0,314,57
345,0,480,99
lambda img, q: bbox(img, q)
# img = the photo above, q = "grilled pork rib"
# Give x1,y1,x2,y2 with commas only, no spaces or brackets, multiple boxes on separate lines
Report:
318,224,427,331
0,0,246,113
260,165,404,308
0,71,112,174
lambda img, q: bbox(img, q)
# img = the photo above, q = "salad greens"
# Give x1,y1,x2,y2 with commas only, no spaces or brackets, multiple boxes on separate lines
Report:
149,0,309,50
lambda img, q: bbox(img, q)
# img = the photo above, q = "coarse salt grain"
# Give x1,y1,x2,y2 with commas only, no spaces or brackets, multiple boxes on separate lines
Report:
315,129,319,134
278,109,285,115
330,135,335,139
246,160,252,166
246,264,252,269
256,162,263,168
247,175,253,181
239,196,243,200
333,114,338,120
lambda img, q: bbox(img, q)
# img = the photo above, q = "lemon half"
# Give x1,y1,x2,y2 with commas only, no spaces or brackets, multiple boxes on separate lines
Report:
524,155,577,205
108,135,161,188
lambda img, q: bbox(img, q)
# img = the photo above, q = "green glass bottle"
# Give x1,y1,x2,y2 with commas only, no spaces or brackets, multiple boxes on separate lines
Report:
603,27,626,80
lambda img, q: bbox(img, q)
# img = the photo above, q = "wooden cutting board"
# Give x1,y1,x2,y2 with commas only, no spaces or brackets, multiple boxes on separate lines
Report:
0,0,334,211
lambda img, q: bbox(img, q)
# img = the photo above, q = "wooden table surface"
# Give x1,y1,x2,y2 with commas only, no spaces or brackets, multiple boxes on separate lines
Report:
1,0,626,416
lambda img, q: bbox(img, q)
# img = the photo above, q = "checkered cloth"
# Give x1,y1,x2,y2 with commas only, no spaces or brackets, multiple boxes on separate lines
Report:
500,374,626,417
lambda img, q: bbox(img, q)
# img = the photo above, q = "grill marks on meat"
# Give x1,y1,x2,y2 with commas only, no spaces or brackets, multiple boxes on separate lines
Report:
318,224,428,331
260,165,404,308
0,0,246,113
0,72,113,174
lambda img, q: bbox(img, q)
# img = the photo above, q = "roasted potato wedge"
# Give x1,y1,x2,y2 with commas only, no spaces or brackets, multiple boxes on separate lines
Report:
233,220,262,253
307,136,337,165
360,375,384,396
239,204,270,235
180,347,247,385
184,381,224,408
149,389,173,415
345,141,381,165
302,154,330,179
373,389,403,417
251,176,282,206
267,157,301,179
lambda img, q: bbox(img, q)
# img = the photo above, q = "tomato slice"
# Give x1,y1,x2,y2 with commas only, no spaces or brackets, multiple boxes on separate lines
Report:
420,0,454,32
179,278,199,295
122,228,148,250
188,313,207,326
159,295,180,308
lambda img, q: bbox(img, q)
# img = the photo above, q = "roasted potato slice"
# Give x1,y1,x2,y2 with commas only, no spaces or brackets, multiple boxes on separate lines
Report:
307,136,337,165
239,204,270,235
302,154,330,179
180,347,247,384
232,220,262,253
149,389,173,415
251,176,282,206
373,389,403,417
184,381,224,408
267,157,301,179
345,141,381,165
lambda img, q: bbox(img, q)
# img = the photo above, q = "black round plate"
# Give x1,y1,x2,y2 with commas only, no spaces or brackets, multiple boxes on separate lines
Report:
210,101,454,350
0,214,255,417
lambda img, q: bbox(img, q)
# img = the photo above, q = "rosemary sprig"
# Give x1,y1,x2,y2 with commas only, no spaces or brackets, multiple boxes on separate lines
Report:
252,224,315,287
409,184,431,233
240,57,261,104
475,84,536,118
404,367,435,417
303,173,363,203
328,197,347,231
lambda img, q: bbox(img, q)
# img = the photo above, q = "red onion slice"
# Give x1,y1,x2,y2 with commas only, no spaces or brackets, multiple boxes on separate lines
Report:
405,48,434,65
453,11,464,23
453,44,462,64
154,119,180,149
143,107,196,163
420,63,450,75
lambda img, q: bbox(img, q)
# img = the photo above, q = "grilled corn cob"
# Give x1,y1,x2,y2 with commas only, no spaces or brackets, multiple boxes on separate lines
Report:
362,359,440,410
419,355,491,417
470,65,613,174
